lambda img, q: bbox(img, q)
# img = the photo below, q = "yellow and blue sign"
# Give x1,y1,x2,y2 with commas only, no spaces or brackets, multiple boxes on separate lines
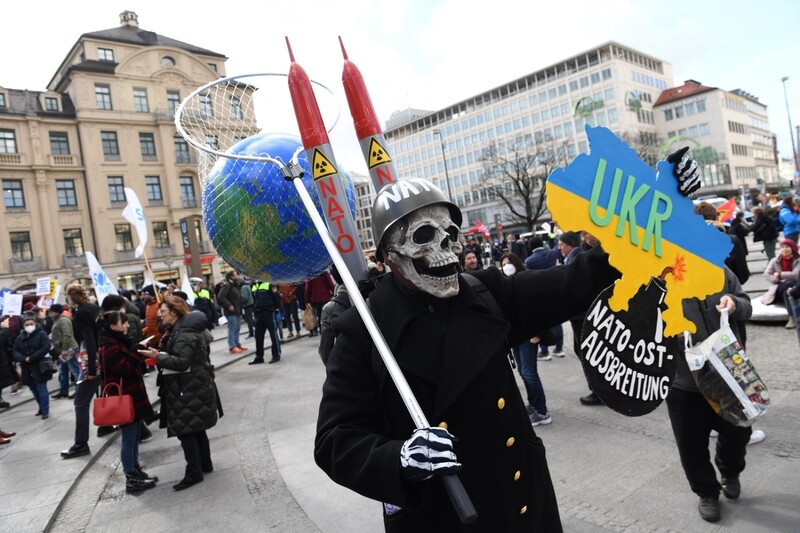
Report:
547,126,732,336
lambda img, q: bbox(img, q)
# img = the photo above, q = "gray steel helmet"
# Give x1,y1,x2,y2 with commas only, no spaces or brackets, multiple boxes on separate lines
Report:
371,177,462,259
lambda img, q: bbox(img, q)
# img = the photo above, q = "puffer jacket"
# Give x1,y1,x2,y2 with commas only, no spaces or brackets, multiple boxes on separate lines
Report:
12,324,52,384
157,311,222,437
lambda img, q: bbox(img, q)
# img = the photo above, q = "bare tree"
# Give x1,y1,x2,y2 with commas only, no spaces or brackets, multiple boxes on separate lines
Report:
620,130,663,167
479,136,569,233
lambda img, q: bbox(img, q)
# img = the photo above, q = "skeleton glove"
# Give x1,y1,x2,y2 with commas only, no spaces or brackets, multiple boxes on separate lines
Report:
666,146,701,197
400,427,462,482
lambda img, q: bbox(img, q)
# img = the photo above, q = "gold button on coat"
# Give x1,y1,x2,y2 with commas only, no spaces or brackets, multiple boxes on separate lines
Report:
520,505,528,515
438,421,448,430
506,437,515,447
514,470,521,481
497,398,506,409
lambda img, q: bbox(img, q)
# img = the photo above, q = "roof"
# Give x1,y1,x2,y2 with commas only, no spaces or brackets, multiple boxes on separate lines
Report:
81,25,226,58
654,79,716,106
0,89,76,118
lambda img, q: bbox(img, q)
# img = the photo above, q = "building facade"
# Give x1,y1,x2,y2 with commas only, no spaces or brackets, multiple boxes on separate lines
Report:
383,42,674,237
654,80,779,196
0,11,245,292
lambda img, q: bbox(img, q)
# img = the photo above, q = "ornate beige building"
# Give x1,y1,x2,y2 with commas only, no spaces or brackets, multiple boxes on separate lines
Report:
0,11,239,292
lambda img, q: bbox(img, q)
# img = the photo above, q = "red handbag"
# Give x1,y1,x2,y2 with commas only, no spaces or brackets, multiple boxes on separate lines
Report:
93,380,135,427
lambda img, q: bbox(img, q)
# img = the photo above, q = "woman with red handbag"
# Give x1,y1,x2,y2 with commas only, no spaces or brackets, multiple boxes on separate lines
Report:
97,310,157,494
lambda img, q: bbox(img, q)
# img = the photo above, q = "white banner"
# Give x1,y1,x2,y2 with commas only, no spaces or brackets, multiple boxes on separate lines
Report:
36,277,51,296
85,251,118,306
181,274,195,306
122,187,148,259
3,294,22,316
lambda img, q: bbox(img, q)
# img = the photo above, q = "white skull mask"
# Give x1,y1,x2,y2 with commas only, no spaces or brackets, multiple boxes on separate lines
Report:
384,205,463,298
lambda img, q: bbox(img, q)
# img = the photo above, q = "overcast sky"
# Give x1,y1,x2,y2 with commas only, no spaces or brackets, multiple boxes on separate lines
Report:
4,0,800,174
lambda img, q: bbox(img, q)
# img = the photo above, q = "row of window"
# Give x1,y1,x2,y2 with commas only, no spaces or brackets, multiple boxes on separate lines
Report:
728,121,749,135
2,176,197,210
663,100,707,121
666,123,712,139
0,93,58,111
8,219,174,263
93,84,242,119
96,47,218,73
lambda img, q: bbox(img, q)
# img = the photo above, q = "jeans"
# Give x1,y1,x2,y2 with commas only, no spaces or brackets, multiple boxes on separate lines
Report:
311,302,325,334
226,314,242,349
666,388,751,497
59,358,81,396
254,309,281,361
74,378,99,447
120,421,141,474
29,381,50,415
283,301,301,333
511,341,547,415
178,430,212,478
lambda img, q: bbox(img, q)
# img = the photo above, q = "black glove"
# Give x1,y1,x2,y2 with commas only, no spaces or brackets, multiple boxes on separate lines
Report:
666,146,701,197
400,427,462,482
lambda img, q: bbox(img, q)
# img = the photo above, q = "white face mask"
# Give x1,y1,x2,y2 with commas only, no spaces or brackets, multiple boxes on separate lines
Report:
24,325,36,334
502,264,517,276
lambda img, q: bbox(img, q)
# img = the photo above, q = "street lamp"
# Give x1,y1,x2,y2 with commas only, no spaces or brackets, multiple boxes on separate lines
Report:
432,129,454,203
781,76,799,177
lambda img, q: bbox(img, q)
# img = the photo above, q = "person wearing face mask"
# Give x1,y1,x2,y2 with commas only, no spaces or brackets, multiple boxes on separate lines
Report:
500,252,551,427
97,310,157,493
12,315,53,419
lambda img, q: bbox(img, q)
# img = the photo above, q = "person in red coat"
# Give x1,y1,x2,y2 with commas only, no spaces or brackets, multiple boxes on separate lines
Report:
97,310,158,494
304,272,334,336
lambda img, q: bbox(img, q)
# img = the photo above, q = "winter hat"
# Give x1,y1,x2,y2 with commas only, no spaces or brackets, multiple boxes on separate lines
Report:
22,302,35,312
140,285,155,297
780,239,798,256
50,303,64,314
559,231,581,248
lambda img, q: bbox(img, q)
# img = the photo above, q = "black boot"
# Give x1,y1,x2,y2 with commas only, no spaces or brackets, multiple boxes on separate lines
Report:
173,474,203,491
126,473,156,494
134,465,159,483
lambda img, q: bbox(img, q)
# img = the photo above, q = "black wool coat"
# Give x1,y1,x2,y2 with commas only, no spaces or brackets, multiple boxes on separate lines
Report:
315,247,620,533
157,311,221,437
0,328,18,389
12,325,52,385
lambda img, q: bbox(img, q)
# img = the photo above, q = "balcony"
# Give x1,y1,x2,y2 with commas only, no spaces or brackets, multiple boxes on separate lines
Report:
49,154,80,166
0,152,24,165
9,256,44,274
176,152,198,165
114,250,136,262
151,243,175,258
181,198,199,209
63,253,87,268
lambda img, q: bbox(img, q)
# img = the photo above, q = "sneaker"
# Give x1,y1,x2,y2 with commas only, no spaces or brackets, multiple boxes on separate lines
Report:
526,404,535,415
229,347,243,354
552,350,566,358
530,411,552,426
537,353,553,361
698,495,720,522
748,429,765,445
41,413,49,420
288,332,295,338
238,346,248,352
721,477,741,500
579,392,603,405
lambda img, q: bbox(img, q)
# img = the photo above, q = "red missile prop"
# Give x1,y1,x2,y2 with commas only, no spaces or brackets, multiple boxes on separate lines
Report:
339,37,398,192
286,37,369,282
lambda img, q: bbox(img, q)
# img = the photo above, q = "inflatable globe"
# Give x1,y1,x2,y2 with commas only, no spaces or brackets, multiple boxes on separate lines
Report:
202,133,357,283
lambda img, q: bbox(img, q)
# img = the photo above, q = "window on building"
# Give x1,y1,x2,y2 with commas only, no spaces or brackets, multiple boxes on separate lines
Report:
602,68,612,80
174,137,192,163
699,123,710,136
153,221,170,247
539,91,547,103
115,224,134,251
95,84,112,110
44,97,59,112
139,133,157,161
206,135,219,150
3,180,25,208
689,126,698,138
551,106,560,118
564,121,574,136
0,129,17,153
529,94,538,106
685,102,695,116
179,176,197,208
230,96,243,119
604,87,615,101
697,100,707,113
107,176,125,204
200,94,213,117
145,176,163,203
591,72,601,84
101,131,120,160
63,228,84,257
569,80,578,92
548,88,557,99
607,108,619,124
560,102,570,115
10,231,33,261
0,93,6,107
133,88,149,112
580,76,589,88
56,180,77,208
664,109,674,121
98,48,114,62
162,56,176,66
167,91,181,117
558,84,567,96
49,131,70,154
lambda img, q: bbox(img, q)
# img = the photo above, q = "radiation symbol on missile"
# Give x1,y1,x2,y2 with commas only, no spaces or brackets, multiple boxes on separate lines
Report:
312,148,338,181
368,138,392,169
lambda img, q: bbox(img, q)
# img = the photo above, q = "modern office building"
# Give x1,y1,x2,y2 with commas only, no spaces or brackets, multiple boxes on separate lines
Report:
0,11,246,292
654,80,779,196
350,171,376,251
383,42,674,236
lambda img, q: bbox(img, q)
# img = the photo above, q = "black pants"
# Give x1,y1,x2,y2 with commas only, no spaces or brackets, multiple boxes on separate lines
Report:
242,305,254,336
74,378,99,446
178,430,212,478
254,309,281,361
666,387,751,497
